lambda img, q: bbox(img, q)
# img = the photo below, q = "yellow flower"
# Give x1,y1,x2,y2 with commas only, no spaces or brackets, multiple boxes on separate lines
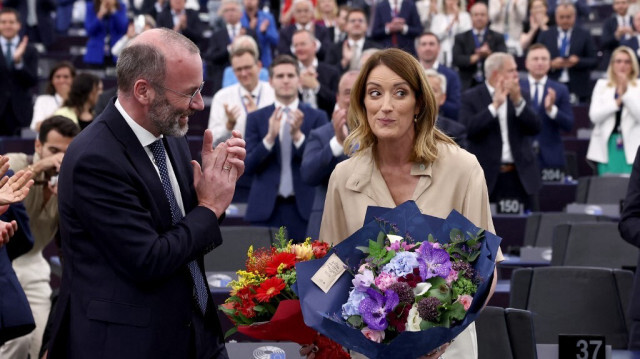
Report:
290,243,313,261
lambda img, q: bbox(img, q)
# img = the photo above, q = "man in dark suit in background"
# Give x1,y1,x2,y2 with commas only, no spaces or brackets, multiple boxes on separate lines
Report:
424,69,468,148
370,0,423,54
2,0,56,48
300,70,357,240
452,2,507,90
536,3,597,103
244,55,328,242
292,29,339,118
277,0,330,60
156,0,206,47
46,28,246,359
460,52,541,212
326,8,380,73
620,149,640,350
417,31,462,121
621,11,640,63
601,0,634,67
521,44,574,173
0,8,38,137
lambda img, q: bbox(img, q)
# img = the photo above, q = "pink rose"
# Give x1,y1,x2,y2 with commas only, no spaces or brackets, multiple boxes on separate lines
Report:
375,272,398,291
457,294,473,311
361,327,385,343
445,269,459,284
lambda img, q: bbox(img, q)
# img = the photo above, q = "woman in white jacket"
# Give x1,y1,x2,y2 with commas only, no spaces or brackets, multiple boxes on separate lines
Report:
587,46,640,175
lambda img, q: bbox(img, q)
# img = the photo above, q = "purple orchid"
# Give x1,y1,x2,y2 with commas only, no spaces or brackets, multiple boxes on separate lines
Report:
358,288,399,331
416,241,452,281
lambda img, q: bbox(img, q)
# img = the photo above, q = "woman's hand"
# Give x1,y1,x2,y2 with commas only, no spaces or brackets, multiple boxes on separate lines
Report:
0,169,34,206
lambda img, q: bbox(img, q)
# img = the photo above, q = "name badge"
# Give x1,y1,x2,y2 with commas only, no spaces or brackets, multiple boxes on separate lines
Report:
311,253,347,293
541,167,565,182
497,198,522,214
558,334,606,359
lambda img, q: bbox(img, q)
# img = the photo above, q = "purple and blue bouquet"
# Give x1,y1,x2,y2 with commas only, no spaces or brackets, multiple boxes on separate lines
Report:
295,201,502,359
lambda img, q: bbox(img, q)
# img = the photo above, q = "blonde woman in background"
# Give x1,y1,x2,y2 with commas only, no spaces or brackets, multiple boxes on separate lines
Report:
430,0,472,66
587,46,640,175
489,0,527,54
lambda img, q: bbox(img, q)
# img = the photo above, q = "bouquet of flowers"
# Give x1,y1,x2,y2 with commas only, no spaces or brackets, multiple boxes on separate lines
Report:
295,201,502,359
220,228,349,358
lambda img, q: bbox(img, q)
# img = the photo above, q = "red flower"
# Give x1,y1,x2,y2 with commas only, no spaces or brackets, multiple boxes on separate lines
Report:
255,277,286,302
266,252,297,276
246,247,276,274
397,268,422,288
388,303,411,332
312,241,330,259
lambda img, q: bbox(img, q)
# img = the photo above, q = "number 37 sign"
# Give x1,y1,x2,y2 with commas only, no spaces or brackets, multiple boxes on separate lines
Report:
559,335,606,359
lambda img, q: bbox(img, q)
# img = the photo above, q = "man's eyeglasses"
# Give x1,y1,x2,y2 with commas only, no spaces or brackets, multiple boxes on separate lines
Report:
154,81,205,107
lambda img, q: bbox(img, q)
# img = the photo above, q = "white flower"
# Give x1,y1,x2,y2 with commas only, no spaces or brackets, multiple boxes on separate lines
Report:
413,282,432,297
406,304,422,332
387,234,404,243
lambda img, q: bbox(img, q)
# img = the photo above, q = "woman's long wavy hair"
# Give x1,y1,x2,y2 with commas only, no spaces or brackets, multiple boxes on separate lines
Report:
343,48,456,164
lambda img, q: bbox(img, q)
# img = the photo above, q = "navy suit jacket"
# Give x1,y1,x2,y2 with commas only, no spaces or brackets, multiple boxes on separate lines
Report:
619,148,640,349
436,115,468,149
156,8,205,47
0,200,35,346
621,36,640,63
370,0,423,54
436,63,462,121
601,15,633,52
3,0,56,47
459,84,542,195
519,78,574,169
325,38,381,73
452,29,507,90
244,103,328,223
0,41,38,136
48,101,226,359
310,62,340,118
536,26,598,98
206,27,258,94
277,24,330,61
300,121,348,239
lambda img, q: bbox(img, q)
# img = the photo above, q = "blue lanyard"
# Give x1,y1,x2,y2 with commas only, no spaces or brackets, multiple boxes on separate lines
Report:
239,84,262,115
472,30,485,48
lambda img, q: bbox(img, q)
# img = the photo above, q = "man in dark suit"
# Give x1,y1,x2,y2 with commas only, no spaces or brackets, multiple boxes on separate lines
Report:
244,55,329,242
3,0,56,48
326,8,380,73
459,52,542,212
600,0,633,67
300,70,357,240
619,148,640,350
0,8,38,137
292,29,339,118
417,31,462,121
156,0,205,47
370,0,423,55
521,44,574,173
424,69,468,148
621,11,640,63
46,28,246,359
452,2,507,90
277,0,330,60
536,3,598,103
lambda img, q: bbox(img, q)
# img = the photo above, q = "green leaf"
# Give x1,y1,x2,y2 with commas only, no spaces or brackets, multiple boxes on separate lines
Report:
447,301,467,321
449,229,463,243
376,231,386,245
426,277,452,303
467,251,481,262
224,326,238,339
347,315,363,328
419,320,438,330
253,305,265,312
428,234,436,243
356,246,370,254
219,305,236,316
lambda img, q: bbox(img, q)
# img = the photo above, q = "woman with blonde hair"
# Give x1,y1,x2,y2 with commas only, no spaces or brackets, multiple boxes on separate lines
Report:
315,0,338,34
317,48,502,359
587,46,640,175
430,0,472,66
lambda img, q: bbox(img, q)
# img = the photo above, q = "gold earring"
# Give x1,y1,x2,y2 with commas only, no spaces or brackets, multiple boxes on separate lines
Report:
414,115,418,123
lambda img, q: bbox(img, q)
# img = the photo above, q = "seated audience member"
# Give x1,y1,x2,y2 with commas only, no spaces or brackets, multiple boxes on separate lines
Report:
602,0,634,67
279,0,318,25
277,0,330,60
244,55,329,242
459,52,541,212
430,0,472,67
30,62,76,132
522,43,574,172
111,14,156,57
587,46,640,175
621,11,640,62
315,0,340,42
488,0,527,54
370,0,423,54
156,0,206,47
55,0,77,34
520,0,552,52
241,0,279,68
416,31,462,120
0,8,39,137
1,116,79,359
546,0,590,23
536,3,597,103
206,0,257,94
326,8,379,73
452,2,507,90
292,29,339,118
3,0,56,48
221,36,270,87
300,70,357,240
84,0,128,67
424,69,468,148
54,73,103,130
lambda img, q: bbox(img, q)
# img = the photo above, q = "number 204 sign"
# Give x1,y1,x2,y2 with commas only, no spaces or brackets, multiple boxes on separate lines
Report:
559,335,606,359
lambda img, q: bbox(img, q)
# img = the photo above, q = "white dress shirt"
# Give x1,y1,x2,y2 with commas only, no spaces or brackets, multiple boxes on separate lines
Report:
527,74,558,119
262,98,305,151
485,82,527,163
556,27,572,83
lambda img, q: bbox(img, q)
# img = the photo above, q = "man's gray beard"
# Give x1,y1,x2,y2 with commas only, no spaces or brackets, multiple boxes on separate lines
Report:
148,95,190,137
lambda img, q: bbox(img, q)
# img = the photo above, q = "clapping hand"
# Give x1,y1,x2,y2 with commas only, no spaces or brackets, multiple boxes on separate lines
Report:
224,103,242,131
0,156,34,206
544,87,556,112
290,109,305,142
265,107,284,145
13,36,28,64
332,107,348,145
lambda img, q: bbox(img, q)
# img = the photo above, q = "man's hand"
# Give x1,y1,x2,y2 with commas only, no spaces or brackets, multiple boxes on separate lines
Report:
244,94,257,114
0,219,18,249
290,109,305,143
566,55,579,67
260,18,270,33
332,108,348,145
340,40,354,68
476,43,492,58
224,103,242,131
193,130,243,218
544,87,556,112
300,68,319,90
265,107,284,145
492,77,507,109
0,169,34,206
13,36,29,64
33,152,65,175
550,57,566,70
506,77,522,104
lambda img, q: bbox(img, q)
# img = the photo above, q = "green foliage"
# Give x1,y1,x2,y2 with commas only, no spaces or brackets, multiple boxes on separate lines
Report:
420,320,438,330
273,227,291,250
347,315,364,328
426,277,452,303
365,231,396,267
224,326,238,339
452,277,477,298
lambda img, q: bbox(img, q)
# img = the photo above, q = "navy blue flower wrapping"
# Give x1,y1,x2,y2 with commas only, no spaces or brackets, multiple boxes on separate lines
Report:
294,201,502,359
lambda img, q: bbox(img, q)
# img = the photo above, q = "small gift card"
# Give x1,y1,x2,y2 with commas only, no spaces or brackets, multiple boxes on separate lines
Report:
311,253,346,293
